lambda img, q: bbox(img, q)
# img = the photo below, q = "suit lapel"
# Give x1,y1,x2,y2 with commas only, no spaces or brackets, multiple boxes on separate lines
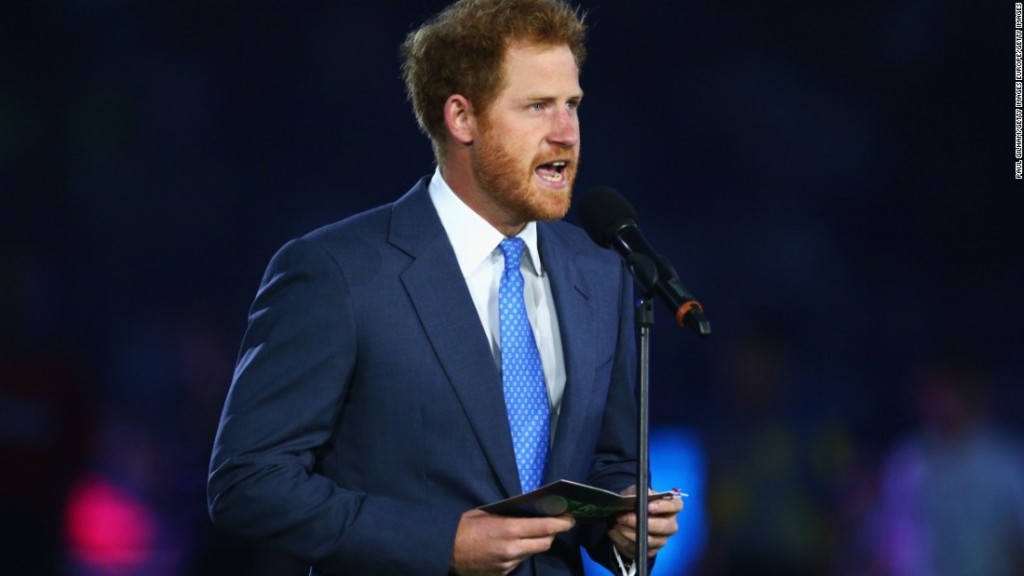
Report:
389,180,522,498
537,222,600,484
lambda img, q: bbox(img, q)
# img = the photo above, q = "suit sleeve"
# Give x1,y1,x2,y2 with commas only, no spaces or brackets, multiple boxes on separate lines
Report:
207,237,459,575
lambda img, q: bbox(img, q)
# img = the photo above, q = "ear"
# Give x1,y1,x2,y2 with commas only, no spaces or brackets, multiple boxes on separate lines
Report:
443,94,477,146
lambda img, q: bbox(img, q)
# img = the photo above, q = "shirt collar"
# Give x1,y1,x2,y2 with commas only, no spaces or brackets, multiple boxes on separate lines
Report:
428,166,543,278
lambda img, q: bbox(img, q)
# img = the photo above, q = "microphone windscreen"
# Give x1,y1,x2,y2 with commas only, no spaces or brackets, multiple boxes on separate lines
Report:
578,186,639,248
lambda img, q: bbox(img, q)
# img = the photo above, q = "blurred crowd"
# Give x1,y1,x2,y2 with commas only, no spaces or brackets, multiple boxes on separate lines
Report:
696,325,1024,576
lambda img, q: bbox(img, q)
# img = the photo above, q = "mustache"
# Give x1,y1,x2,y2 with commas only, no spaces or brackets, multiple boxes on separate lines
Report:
533,151,581,168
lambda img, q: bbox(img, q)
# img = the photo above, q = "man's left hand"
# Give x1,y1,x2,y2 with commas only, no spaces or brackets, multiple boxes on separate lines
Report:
607,485,683,559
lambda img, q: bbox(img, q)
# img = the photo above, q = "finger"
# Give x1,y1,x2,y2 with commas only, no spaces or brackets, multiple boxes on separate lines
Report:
612,524,675,548
648,534,670,552
609,523,637,545
549,514,577,533
610,530,668,560
649,500,682,514
510,535,559,559
609,529,672,558
491,533,560,566
614,511,637,528
646,516,679,537
508,516,576,538
536,515,576,534
611,520,675,557
647,532,673,558
617,496,683,525
608,527,635,557
617,503,680,529
618,500,684,522
649,496,683,515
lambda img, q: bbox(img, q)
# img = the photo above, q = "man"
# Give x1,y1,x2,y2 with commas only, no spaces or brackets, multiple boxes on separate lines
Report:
207,1,681,574
872,353,1024,576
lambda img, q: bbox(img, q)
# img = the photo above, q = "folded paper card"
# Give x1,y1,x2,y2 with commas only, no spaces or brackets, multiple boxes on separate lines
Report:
480,480,681,521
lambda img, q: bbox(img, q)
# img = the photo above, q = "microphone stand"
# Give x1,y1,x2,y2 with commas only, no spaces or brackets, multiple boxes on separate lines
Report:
635,296,654,576
624,251,708,575
625,252,659,576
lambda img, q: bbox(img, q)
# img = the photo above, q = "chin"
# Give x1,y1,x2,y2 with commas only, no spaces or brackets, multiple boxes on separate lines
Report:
523,187,572,222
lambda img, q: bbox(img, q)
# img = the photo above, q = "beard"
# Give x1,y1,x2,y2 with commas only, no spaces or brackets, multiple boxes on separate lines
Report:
471,120,578,224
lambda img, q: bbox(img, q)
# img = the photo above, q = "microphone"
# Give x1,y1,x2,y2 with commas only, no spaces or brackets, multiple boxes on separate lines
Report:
578,186,711,338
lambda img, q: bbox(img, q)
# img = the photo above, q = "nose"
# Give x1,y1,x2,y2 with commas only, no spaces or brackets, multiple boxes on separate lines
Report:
547,107,579,148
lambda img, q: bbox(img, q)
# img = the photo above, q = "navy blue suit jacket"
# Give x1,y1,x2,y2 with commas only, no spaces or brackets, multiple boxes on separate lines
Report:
208,178,639,575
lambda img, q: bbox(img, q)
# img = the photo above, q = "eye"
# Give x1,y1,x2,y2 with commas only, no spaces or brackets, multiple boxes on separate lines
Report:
530,103,545,111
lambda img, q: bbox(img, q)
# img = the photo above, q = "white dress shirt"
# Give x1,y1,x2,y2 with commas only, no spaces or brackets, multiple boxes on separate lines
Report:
427,167,567,437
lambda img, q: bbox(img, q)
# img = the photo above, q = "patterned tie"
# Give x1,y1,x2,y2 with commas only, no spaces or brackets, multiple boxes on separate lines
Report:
498,237,550,493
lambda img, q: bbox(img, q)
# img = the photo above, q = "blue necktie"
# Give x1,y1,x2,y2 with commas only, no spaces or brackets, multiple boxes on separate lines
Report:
498,237,550,493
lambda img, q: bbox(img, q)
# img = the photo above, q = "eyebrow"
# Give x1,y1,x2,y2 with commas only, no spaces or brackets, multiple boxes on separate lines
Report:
517,91,585,102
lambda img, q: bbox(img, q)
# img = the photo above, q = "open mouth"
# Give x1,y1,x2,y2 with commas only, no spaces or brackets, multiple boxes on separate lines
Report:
535,160,569,183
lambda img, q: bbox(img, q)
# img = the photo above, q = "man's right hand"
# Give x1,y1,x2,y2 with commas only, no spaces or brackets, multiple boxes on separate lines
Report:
449,509,576,576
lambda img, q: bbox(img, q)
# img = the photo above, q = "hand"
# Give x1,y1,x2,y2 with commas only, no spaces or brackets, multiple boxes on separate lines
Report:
450,509,576,576
607,485,683,560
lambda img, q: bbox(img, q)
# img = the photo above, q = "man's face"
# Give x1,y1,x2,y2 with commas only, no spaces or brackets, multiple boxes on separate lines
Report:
471,42,582,225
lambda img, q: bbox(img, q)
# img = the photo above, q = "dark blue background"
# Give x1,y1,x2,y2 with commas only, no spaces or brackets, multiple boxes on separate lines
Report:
2,1,1020,574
